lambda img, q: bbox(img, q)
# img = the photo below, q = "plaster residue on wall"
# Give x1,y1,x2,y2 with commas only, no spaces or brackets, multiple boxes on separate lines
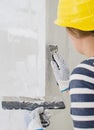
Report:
0,110,27,130
0,0,46,98
0,31,45,97
0,0,39,31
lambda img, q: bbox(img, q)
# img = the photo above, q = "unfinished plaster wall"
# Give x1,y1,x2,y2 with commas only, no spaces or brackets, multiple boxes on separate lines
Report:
0,0,46,98
0,1,46,130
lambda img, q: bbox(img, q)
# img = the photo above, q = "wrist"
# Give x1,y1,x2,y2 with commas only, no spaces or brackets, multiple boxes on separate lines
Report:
57,80,69,92
36,128,44,130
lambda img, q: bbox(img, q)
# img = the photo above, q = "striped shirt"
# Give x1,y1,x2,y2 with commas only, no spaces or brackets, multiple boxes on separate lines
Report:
69,57,94,130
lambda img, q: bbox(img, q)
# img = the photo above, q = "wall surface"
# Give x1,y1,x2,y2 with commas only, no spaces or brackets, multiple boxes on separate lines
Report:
0,0,46,98
0,0,46,130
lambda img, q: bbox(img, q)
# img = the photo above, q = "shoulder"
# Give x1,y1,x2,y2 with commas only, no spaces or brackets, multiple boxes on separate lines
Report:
71,57,94,76
69,57,94,90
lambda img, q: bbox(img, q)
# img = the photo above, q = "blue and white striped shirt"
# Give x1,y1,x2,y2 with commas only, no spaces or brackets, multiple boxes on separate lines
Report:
69,57,94,130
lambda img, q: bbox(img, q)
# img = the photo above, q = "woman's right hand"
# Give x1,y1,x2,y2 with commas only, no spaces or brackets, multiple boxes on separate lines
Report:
51,53,70,92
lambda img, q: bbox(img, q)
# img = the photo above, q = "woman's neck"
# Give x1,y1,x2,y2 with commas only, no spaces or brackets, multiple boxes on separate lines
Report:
82,36,94,58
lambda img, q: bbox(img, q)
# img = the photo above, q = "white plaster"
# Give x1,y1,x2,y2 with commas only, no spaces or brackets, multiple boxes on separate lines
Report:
0,110,27,130
8,28,38,39
0,0,46,98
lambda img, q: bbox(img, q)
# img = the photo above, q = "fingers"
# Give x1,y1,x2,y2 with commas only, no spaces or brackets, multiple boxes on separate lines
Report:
44,109,51,119
36,107,44,114
53,53,65,68
40,110,50,128
51,61,59,72
28,108,50,129
34,107,44,120
34,107,50,128
29,107,44,120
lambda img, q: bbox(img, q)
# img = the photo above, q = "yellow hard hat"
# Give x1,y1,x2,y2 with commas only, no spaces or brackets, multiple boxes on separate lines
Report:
55,0,94,31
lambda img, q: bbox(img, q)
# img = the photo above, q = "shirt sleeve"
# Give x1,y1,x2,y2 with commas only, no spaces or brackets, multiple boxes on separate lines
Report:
69,60,94,130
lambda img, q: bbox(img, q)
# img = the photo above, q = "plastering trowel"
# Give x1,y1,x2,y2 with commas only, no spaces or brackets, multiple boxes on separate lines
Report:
2,98,65,127
49,45,60,69
2,100,65,111
49,45,58,54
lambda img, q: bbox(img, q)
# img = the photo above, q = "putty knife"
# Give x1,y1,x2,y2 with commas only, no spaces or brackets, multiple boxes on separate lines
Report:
49,45,60,69
2,101,65,111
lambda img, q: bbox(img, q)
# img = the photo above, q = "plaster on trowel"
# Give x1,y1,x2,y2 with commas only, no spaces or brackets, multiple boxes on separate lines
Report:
2,99,65,111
